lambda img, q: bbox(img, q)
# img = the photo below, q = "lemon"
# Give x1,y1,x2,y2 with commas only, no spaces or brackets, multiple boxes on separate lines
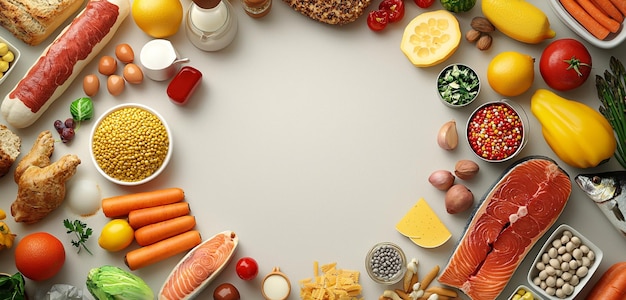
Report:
482,0,555,44
400,10,461,68
487,51,535,97
0,209,5,220
98,219,134,252
131,0,183,38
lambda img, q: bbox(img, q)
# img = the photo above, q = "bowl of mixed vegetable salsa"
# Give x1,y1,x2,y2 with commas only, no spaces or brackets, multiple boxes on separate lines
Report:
437,63,480,108
465,100,528,163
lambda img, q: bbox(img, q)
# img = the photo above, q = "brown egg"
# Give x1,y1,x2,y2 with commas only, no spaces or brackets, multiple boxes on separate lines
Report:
83,74,100,97
99,55,117,76
107,75,125,96
115,43,134,64
123,63,143,84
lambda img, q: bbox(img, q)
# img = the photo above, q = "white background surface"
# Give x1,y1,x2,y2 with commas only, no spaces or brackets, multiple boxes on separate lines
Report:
0,0,625,299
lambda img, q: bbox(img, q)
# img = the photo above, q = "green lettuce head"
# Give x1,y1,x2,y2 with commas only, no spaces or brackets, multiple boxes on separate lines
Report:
86,265,154,300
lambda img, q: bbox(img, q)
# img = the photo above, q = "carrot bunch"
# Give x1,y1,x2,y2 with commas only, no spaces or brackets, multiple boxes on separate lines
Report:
560,0,626,40
101,188,202,270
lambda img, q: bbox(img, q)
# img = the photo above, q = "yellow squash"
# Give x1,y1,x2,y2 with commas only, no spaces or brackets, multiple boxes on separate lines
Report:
482,0,555,44
531,89,616,169
400,10,461,67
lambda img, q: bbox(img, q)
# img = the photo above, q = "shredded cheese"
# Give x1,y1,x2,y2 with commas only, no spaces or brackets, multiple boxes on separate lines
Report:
300,262,363,300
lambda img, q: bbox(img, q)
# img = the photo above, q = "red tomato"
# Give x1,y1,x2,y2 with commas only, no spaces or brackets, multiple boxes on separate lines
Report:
539,38,592,91
379,0,404,23
366,10,388,31
415,0,434,8
235,257,259,280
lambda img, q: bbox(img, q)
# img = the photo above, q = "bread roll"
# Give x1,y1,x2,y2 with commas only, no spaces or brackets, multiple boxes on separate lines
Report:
284,0,371,25
0,124,20,177
0,0,85,46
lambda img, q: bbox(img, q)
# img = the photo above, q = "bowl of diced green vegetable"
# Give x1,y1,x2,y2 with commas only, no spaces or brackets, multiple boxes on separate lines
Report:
437,63,480,108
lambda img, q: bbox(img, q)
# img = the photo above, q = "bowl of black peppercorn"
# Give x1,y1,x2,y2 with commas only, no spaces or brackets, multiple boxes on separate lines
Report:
365,242,407,285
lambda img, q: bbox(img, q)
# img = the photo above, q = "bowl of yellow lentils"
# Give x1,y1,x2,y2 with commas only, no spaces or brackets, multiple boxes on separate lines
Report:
90,103,172,186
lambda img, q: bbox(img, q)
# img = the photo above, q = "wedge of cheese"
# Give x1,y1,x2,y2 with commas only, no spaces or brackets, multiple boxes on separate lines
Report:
396,198,451,248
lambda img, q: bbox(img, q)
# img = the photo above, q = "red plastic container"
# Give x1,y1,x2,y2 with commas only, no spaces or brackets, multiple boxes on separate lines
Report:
167,66,202,105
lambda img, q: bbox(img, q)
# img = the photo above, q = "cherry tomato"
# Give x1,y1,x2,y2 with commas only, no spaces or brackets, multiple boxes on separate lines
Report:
367,10,388,31
235,257,259,280
415,0,434,8
378,0,404,23
539,38,592,91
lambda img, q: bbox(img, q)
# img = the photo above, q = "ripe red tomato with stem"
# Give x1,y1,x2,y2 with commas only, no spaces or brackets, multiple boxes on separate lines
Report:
235,257,259,280
367,10,388,31
415,0,434,8
379,0,404,23
539,38,592,91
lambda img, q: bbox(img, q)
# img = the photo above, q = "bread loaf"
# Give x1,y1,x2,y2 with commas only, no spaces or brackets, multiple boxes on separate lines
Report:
0,0,84,46
284,0,371,25
0,124,20,177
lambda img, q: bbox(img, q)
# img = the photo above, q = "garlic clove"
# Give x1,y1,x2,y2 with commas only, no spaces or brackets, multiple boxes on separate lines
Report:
437,120,458,150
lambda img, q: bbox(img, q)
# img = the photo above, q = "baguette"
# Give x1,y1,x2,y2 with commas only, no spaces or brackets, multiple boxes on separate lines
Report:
0,0,85,46
1,0,130,129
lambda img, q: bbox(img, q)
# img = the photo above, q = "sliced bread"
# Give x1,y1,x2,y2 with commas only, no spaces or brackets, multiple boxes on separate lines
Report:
0,124,20,177
0,0,84,46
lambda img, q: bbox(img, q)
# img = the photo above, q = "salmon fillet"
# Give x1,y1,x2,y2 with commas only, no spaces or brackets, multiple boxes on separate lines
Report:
159,231,238,300
438,156,571,300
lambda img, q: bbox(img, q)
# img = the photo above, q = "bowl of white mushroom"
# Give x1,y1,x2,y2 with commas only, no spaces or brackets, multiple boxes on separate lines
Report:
527,224,602,300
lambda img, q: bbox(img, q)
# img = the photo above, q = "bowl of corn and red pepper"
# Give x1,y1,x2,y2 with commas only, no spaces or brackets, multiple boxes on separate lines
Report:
465,100,528,163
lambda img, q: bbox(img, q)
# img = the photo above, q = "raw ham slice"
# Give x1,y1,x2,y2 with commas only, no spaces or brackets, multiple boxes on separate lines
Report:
438,156,571,300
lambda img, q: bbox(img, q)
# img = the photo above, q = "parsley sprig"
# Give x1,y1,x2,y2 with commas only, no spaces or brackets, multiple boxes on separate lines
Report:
63,219,93,255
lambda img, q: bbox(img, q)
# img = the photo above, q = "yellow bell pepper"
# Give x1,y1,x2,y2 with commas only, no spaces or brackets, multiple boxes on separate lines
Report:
531,89,616,168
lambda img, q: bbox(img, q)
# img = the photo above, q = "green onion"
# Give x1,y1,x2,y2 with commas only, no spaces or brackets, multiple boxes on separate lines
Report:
595,56,626,168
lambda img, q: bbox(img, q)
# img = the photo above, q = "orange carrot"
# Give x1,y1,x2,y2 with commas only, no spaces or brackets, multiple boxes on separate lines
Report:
578,0,621,32
587,262,626,300
609,0,626,16
125,230,202,270
134,215,197,246
592,0,624,22
561,0,611,39
102,188,185,218
128,202,191,229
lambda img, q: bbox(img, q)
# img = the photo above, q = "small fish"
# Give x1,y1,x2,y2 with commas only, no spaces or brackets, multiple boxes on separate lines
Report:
575,171,626,236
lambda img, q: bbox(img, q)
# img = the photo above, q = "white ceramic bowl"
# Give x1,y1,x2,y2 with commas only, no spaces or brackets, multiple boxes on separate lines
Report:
527,224,603,300
508,285,543,300
0,36,20,86
90,103,173,186
548,0,626,49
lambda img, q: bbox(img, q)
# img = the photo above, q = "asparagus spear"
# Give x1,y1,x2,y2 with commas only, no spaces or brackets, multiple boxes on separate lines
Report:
596,56,626,168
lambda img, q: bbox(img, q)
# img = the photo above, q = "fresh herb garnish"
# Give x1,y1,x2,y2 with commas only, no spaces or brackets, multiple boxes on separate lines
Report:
70,97,94,123
438,64,480,106
596,56,626,168
0,272,26,300
63,219,93,255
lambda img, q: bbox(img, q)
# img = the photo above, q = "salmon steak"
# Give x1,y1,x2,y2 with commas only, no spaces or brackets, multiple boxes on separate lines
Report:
438,156,571,300
159,230,238,300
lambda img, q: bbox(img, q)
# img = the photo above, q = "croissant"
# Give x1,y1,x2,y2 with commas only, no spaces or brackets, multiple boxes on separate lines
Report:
11,130,81,224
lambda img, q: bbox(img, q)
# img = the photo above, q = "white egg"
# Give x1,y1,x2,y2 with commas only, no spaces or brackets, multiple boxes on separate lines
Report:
66,179,102,216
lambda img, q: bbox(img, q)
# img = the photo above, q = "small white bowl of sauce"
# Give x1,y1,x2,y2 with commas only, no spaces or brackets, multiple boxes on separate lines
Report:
262,267,291,300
